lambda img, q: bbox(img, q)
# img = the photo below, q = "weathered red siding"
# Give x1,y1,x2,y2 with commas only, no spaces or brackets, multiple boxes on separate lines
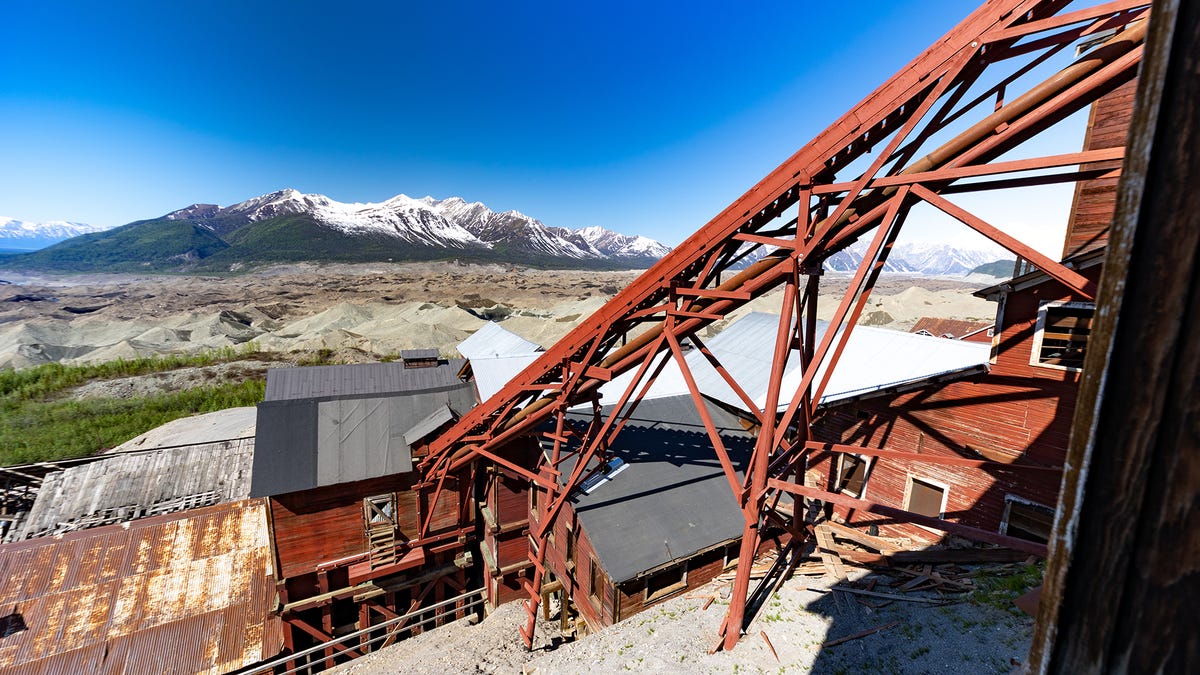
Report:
1062,78,1136,259
809,268,1099,542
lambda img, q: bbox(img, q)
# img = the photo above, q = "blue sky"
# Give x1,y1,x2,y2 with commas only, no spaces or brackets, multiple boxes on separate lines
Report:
1,1,1082,253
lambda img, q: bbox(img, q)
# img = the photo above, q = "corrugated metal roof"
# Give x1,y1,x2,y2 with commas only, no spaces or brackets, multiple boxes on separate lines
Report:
403,404,457,446
468,353,542,403
264,360,466,401
0,500,281,674
589,313,990,412
556,396,751,584
16,437,255,541
457,321,542,359
910,317,992,339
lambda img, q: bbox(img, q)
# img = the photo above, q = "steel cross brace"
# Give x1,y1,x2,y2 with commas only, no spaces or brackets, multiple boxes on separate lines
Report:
405,0,1146,652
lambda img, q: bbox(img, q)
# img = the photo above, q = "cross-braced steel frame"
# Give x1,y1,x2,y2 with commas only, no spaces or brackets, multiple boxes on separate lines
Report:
416,0,1148,651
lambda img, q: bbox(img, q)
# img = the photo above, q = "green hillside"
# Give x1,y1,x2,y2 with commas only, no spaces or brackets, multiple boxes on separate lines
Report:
0,212,656,274
4,218,229,272
969,259,1017,277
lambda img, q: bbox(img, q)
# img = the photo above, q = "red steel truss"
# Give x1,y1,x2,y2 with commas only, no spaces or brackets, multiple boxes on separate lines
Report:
416,0,1149,651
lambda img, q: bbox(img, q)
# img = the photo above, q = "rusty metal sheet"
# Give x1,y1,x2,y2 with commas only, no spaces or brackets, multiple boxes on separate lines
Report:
0,499,282,674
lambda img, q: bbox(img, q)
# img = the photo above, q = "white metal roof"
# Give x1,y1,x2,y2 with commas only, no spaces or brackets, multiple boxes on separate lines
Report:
456,321,542,359
469,312,990,415
591,312,990,412
469,352,542,402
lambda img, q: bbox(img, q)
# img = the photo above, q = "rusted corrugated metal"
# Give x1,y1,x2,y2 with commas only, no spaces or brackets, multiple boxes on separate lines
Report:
0,499,283,674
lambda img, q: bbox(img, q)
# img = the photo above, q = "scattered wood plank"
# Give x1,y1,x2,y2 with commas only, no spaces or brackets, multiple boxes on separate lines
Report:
821,621,900,648
761,631,779,661
823,521,901,553
816,585,951,604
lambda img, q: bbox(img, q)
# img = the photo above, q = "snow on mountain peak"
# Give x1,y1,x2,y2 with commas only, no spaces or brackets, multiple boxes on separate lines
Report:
0,216,114,251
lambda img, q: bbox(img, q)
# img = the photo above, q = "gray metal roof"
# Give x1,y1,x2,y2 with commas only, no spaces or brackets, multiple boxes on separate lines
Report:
264,360,466,401
558,395,752,584
401,348,440,360
457,321,542,359
253,361,475,497
403,404,458,446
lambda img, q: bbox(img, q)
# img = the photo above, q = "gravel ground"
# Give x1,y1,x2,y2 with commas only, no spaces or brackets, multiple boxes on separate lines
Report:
333,565,1034,674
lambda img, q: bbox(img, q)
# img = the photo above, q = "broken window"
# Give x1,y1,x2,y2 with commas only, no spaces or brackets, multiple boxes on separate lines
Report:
644,563,688,603
836,455,870,498
1001,496,1055,544
1032,301,1095,370
905,477,946,519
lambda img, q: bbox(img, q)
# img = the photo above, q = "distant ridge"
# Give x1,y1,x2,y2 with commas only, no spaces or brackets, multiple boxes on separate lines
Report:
0,217,112,251
0,190,673,272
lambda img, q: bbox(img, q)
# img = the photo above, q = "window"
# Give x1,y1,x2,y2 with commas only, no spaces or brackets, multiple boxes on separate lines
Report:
1001,496,1055,544
589,557,603,606
644,563,687,603
836,455,870,498
530,484,539,515
1031,301,1095,370
723,542,739,570
904,477,947,519
565,524,576,571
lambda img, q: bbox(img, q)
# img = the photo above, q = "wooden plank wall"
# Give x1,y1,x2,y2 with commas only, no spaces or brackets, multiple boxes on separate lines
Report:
271,473,418,581
615,546,729,622
808,270,1099,542
1062,78,1137,259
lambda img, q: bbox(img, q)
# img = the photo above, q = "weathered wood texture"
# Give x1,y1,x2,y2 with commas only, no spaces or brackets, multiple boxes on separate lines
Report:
531,500,611,628
1062,79,1137,259
1030,2,1200,672
17,438,254,540
270,472,464,582
807,270,1097,542
615,546,729,622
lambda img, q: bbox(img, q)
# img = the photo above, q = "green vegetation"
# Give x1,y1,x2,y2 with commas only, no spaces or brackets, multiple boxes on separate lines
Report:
0,212,655,275
969,259,1018,278
0,344,263,401
0,346,271,465
5,218,229,272
1,379,264,465
971,562,1044,611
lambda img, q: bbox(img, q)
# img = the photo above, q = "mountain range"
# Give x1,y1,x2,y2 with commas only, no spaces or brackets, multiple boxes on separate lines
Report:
823,239,1011,276
1,189,1012,276
1,189,672,272
0,217,112,251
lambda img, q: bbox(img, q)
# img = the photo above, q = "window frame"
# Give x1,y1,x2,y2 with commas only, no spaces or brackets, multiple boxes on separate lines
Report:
999,494,1056,544
903,474,950,527
643,562,688,603
1030,300,1096,371
835,453,872,499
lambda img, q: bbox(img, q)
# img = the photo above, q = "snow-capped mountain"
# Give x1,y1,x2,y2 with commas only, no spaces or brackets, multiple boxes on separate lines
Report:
166,189,670,262
823,239,1009,276
0,217,111,250
572,225,673,258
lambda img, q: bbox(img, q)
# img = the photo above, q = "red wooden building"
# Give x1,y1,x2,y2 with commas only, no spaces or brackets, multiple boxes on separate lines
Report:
802,79,1133,545
250,357,482,669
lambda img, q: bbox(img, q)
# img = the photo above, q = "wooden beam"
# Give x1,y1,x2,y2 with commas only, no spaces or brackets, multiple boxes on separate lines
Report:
767,479,1048,556
1029,2,1199,671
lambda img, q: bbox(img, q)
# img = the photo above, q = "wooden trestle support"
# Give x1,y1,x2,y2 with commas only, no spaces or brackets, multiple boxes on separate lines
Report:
413,0,1149,651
